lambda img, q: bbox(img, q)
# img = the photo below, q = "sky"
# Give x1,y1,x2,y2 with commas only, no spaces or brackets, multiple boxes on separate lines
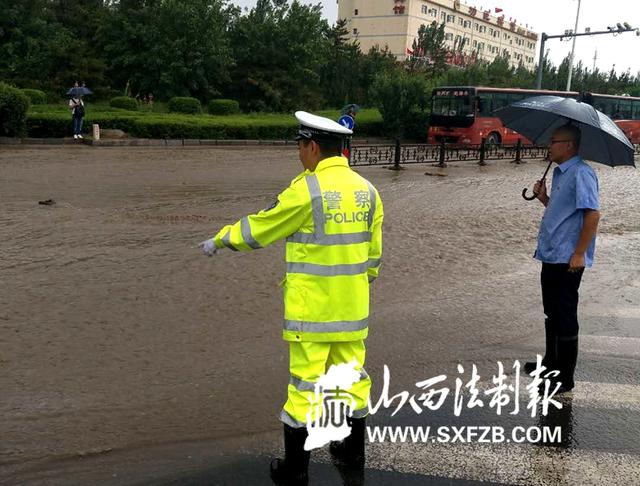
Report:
230,0,640,75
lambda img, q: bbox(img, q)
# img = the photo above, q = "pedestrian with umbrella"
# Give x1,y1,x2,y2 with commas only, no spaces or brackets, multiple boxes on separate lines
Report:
67,83,92,139
496,96,635,393
338,104,359,159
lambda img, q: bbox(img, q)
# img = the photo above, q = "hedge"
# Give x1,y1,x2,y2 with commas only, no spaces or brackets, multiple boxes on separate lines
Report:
168,97,201,114
110,96,139,111
1,82,30,137
21,89,47,105
208,99,240,115
404,110,430,141
24,110,386,140
26,113,299,139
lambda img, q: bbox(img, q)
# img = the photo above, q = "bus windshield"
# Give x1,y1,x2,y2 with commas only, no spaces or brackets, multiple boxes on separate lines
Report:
430,88,475,127
432,89,474,116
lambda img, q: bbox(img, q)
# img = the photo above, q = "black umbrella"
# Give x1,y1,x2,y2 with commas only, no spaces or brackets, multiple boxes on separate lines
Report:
67,86,92,97
495,96,635,200
341,103,360,116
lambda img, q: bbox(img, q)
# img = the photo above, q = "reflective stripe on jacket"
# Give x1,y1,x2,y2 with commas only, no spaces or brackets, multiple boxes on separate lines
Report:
213,156,383,342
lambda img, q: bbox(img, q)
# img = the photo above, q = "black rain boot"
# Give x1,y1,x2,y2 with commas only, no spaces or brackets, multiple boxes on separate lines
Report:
329,417,365,469
270,424,310,486
554,337,579,393
525,319,556,374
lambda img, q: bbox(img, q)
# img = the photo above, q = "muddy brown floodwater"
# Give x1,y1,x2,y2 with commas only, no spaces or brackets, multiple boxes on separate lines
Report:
1,146,639,483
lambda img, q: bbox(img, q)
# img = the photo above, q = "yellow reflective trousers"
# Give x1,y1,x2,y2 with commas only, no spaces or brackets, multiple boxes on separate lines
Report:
280,340,371,428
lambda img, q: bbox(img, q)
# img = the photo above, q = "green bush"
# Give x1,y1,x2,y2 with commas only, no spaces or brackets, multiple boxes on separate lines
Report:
208,99,240,115
404,110,430,141
24,109,384,140
21,89,47,105
94,88,125,101
110,96,139,111
0,82,30,137
168,97,201,114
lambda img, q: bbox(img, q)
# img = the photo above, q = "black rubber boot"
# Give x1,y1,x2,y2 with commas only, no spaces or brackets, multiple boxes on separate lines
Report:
270,424,310,486
329,417,365,469
554,337,579,393
524,319,556,374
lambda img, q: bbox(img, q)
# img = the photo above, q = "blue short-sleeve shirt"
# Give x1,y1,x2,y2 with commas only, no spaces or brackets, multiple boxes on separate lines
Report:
535,156,600,267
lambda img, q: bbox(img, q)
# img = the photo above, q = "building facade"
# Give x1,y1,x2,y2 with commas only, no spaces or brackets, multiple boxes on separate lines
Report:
337,0,539,70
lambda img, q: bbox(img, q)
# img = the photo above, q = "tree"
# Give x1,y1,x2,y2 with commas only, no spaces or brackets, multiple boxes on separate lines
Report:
0,0,76,94
370,68,428,139
101,0,236,100
407,22,448,77
229,0,328,111
486,54,513,87
357,46,399,102
320,19,363,108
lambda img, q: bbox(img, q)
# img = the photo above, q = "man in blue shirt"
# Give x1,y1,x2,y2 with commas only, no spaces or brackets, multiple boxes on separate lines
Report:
524,124,600,393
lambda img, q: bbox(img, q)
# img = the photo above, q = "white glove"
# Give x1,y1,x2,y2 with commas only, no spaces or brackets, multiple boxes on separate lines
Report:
199,238,218,256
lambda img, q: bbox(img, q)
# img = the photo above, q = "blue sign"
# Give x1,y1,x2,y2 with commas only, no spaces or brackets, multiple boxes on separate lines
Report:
338,115,355,130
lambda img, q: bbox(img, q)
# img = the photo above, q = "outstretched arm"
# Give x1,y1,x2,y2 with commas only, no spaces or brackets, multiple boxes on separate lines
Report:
202,181,309,254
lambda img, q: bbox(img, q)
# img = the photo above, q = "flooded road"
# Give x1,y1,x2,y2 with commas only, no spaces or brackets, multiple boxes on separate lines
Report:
1,146,639,485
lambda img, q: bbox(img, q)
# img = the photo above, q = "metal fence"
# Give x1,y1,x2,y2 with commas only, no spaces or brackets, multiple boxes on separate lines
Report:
350,139,640,168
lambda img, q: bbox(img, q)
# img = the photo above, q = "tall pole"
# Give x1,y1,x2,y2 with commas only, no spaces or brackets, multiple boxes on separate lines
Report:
534,27,638,89
566,0,582,91
536,33,547,89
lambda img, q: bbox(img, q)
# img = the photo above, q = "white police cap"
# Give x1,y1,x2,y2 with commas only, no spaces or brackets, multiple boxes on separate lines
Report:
295,111,352,141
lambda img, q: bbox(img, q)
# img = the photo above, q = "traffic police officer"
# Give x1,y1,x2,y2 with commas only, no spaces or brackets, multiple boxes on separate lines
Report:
200,111,383,485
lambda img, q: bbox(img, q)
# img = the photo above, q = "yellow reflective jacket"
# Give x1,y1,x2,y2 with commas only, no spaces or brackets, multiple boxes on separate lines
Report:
213,156,383,343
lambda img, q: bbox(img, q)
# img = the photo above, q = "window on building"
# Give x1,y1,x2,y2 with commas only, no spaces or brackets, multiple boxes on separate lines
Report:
421,5,428,14
441,11,446,20
473,40,477,47
458,17,464,25
354,9,358,15
447,14,455,23
353,28,358,35
464,20,471,28
445,33,454,40
474,23,479,31
429,8,438,17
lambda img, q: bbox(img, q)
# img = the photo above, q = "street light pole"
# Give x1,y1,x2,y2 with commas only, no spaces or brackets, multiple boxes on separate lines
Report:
536,33,547,89
534,26,639,90
566,0,582,91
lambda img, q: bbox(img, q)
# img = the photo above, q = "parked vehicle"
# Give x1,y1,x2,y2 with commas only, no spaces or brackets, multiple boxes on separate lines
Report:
427,86,640,145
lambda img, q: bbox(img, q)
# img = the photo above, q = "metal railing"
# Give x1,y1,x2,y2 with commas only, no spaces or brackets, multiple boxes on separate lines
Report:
350,139,640,168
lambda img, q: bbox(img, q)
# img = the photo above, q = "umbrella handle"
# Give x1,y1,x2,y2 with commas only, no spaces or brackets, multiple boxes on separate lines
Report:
522,187,538,201
522,160,553,202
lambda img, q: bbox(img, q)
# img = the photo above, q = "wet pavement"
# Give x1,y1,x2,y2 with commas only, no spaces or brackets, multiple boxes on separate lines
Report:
1,146,639,485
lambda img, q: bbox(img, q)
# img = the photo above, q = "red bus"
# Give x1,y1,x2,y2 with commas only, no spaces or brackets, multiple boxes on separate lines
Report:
427,86,640,145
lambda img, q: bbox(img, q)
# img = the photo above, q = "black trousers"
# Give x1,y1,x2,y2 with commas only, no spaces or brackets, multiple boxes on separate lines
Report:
541,263,584,339
540,263,584,388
